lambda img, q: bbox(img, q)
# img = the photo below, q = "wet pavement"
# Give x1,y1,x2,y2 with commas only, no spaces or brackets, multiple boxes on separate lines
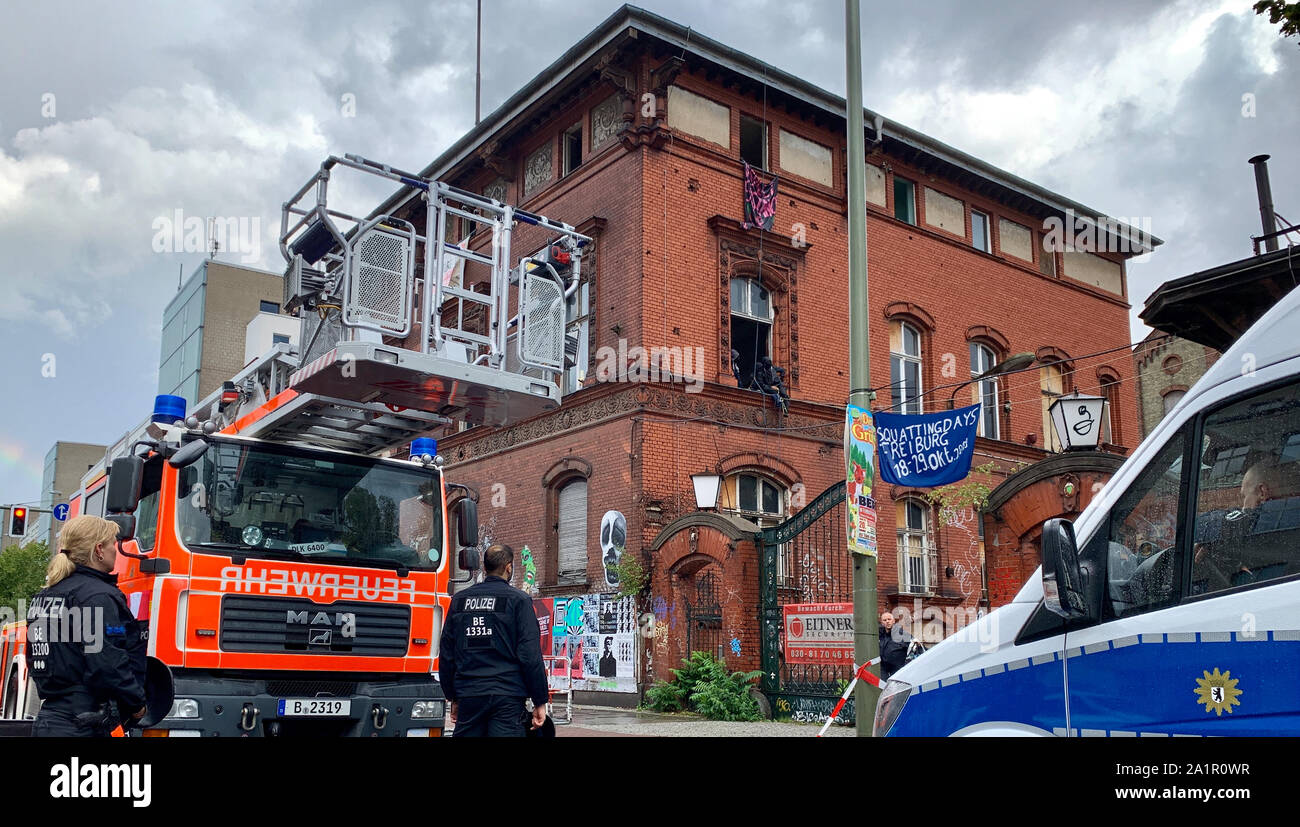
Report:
554,706,855,737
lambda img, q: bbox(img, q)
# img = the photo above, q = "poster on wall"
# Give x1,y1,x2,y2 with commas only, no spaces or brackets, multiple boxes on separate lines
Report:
600,510,627,589
537,592,637,693
783,602,853,664
846,404,878,556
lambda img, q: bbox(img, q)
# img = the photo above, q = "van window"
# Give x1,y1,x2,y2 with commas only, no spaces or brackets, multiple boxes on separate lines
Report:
1190,380,1300,596
1104,431,1186,618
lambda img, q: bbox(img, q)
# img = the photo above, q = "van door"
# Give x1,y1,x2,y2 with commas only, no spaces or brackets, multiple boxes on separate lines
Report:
1062,377,1300,736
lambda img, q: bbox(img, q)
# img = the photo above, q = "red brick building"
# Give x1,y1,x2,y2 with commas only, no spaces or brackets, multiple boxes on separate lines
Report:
382,6,1155,694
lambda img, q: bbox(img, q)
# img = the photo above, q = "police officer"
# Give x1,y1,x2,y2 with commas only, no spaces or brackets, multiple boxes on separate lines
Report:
26,515,148,737
439,543,548,737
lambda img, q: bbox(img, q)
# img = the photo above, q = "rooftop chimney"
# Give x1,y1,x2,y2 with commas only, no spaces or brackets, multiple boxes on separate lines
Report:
1249,154,1278,253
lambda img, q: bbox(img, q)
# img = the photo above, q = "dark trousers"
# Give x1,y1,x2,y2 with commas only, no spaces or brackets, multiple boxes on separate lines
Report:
32,707,108,738
453,695,526,738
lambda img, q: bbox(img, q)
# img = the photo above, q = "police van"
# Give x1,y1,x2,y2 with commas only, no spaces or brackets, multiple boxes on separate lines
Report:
875,284,1300,737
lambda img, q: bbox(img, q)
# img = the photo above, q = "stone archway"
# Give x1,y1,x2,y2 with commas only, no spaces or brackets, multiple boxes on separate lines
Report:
646,512,761,683
983,451,1126,606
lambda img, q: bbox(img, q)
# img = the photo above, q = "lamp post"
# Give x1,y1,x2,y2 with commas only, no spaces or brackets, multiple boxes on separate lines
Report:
1047,391,1108,451
947,352,1037,409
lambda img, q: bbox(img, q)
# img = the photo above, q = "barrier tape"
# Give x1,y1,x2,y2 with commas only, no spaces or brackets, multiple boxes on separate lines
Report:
816,657,881,738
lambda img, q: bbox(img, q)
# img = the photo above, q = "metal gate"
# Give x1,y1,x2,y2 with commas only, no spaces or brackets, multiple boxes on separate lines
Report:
758,481,856,722
686,571,725,662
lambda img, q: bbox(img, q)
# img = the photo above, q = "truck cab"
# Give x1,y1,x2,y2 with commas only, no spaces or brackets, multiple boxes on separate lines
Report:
876,284,1300,737
75,418,471,737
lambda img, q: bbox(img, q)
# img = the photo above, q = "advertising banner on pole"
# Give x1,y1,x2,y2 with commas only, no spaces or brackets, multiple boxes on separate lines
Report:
846,404,877,556
783,603,854,664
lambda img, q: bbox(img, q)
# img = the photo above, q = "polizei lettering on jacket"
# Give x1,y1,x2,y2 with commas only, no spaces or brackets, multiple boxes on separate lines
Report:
219,566,416,603
462,597,496,611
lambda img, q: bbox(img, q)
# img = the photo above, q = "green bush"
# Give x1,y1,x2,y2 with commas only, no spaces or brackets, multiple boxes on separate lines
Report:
0,540,49,616
646,651,764,721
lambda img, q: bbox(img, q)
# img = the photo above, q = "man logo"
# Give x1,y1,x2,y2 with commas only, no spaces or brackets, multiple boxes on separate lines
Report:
287,610,356,638
309,628,333,646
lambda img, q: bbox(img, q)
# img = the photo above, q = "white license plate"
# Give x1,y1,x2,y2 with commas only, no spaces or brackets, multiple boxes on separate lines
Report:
277,698,352,717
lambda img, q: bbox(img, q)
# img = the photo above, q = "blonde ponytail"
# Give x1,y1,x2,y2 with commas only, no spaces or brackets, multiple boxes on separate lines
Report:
46,515,118,587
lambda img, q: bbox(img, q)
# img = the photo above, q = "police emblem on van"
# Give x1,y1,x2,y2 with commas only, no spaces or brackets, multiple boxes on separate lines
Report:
1194,668,1242,716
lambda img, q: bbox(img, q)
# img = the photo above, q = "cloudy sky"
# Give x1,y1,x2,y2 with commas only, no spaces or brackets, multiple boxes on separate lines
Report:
0,0,1295,508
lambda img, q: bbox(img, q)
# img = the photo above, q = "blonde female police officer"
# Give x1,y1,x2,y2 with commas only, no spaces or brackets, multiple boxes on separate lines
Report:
25,515,148,737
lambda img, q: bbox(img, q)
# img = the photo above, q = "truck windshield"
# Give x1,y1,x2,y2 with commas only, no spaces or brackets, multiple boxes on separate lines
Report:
175,439,443,571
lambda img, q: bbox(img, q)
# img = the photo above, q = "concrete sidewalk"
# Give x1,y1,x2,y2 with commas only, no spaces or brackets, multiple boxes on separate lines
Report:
554,706,854,737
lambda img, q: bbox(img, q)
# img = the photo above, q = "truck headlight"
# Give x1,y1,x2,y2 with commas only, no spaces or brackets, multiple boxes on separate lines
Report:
167,698,200,719
873,680,913,737
412,700,444,719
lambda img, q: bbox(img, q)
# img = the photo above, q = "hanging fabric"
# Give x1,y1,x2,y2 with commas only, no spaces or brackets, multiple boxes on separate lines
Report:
741,161,779,231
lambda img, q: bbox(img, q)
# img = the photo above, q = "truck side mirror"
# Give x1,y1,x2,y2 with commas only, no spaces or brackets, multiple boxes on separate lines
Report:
106,513,136,542
457,546,480,573
457,499,478,548
106,457,145,514
1041,518,1100,622
168,439,209,469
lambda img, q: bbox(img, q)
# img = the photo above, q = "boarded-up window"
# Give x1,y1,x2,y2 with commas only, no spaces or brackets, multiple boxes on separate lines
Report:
779,129,832,186
557,479,588,581
667,86,730,148
1063,251,1124,296
924,187,964,235
866,165,886,206
999,219,1033,262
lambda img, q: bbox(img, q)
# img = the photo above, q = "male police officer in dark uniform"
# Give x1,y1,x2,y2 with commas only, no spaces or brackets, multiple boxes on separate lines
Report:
439,543,549,737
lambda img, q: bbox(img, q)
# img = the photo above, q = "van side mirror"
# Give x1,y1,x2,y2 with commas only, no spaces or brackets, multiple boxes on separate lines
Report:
457,499,478,548
106,457,145,514
1041,518,1101,622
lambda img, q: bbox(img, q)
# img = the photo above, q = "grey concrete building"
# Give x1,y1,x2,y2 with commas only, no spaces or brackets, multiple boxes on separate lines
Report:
34,441,109,548
158,260,286,407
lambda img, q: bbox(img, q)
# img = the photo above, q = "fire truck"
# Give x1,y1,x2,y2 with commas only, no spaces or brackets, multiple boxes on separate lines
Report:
1,154,589,736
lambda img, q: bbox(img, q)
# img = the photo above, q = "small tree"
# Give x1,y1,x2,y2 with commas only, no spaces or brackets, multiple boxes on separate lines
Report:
0,540,50,616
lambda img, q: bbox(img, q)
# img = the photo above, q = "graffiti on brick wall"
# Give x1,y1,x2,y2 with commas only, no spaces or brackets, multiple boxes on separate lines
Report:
777,695,854,725
536,592,637,693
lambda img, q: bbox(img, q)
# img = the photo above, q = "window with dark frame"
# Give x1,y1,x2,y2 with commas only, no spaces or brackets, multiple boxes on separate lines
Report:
971,210,990,253
894,177,916,225
721,472,788,583
730,277,772,389
260,300,279,314
562,123,582,176
740,114,767,170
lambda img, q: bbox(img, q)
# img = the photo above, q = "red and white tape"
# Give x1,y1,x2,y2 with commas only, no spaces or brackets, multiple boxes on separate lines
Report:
816,657,881,738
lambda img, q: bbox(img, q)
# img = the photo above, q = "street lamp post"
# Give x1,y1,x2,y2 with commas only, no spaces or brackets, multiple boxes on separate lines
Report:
1048,392,1108,451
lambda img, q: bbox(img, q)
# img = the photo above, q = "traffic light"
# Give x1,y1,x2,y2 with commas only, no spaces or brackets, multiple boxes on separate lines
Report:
9,507,26,537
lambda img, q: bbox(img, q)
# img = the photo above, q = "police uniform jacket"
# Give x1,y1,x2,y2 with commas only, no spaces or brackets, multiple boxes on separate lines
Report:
438,575,548,707
25,565,148,717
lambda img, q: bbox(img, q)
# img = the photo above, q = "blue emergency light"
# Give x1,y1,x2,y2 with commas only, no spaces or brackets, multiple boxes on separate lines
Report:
152,394,187,424
411,438,438,460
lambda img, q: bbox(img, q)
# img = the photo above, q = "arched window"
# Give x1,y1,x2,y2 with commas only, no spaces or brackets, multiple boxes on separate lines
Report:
896,498,933,595
970,342,1000,439
1040,362,1066,451
890,321,924,415
1100,374,1121,445
556,478,589,585
730,277,773,389
721,471,788,582
1162,388,1185,416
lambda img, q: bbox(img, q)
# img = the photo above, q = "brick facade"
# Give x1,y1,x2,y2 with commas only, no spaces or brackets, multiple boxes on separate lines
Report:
403,12,1150,690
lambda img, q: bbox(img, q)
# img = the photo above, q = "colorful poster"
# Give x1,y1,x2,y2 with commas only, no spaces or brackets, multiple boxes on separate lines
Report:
783,603,854,664
846,404,878,556
600,510,627,589
875,404,981,487
533,598,553,661
538,592,637,693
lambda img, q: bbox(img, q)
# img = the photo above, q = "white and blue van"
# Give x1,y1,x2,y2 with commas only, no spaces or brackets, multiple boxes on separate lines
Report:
875,284,1300,737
